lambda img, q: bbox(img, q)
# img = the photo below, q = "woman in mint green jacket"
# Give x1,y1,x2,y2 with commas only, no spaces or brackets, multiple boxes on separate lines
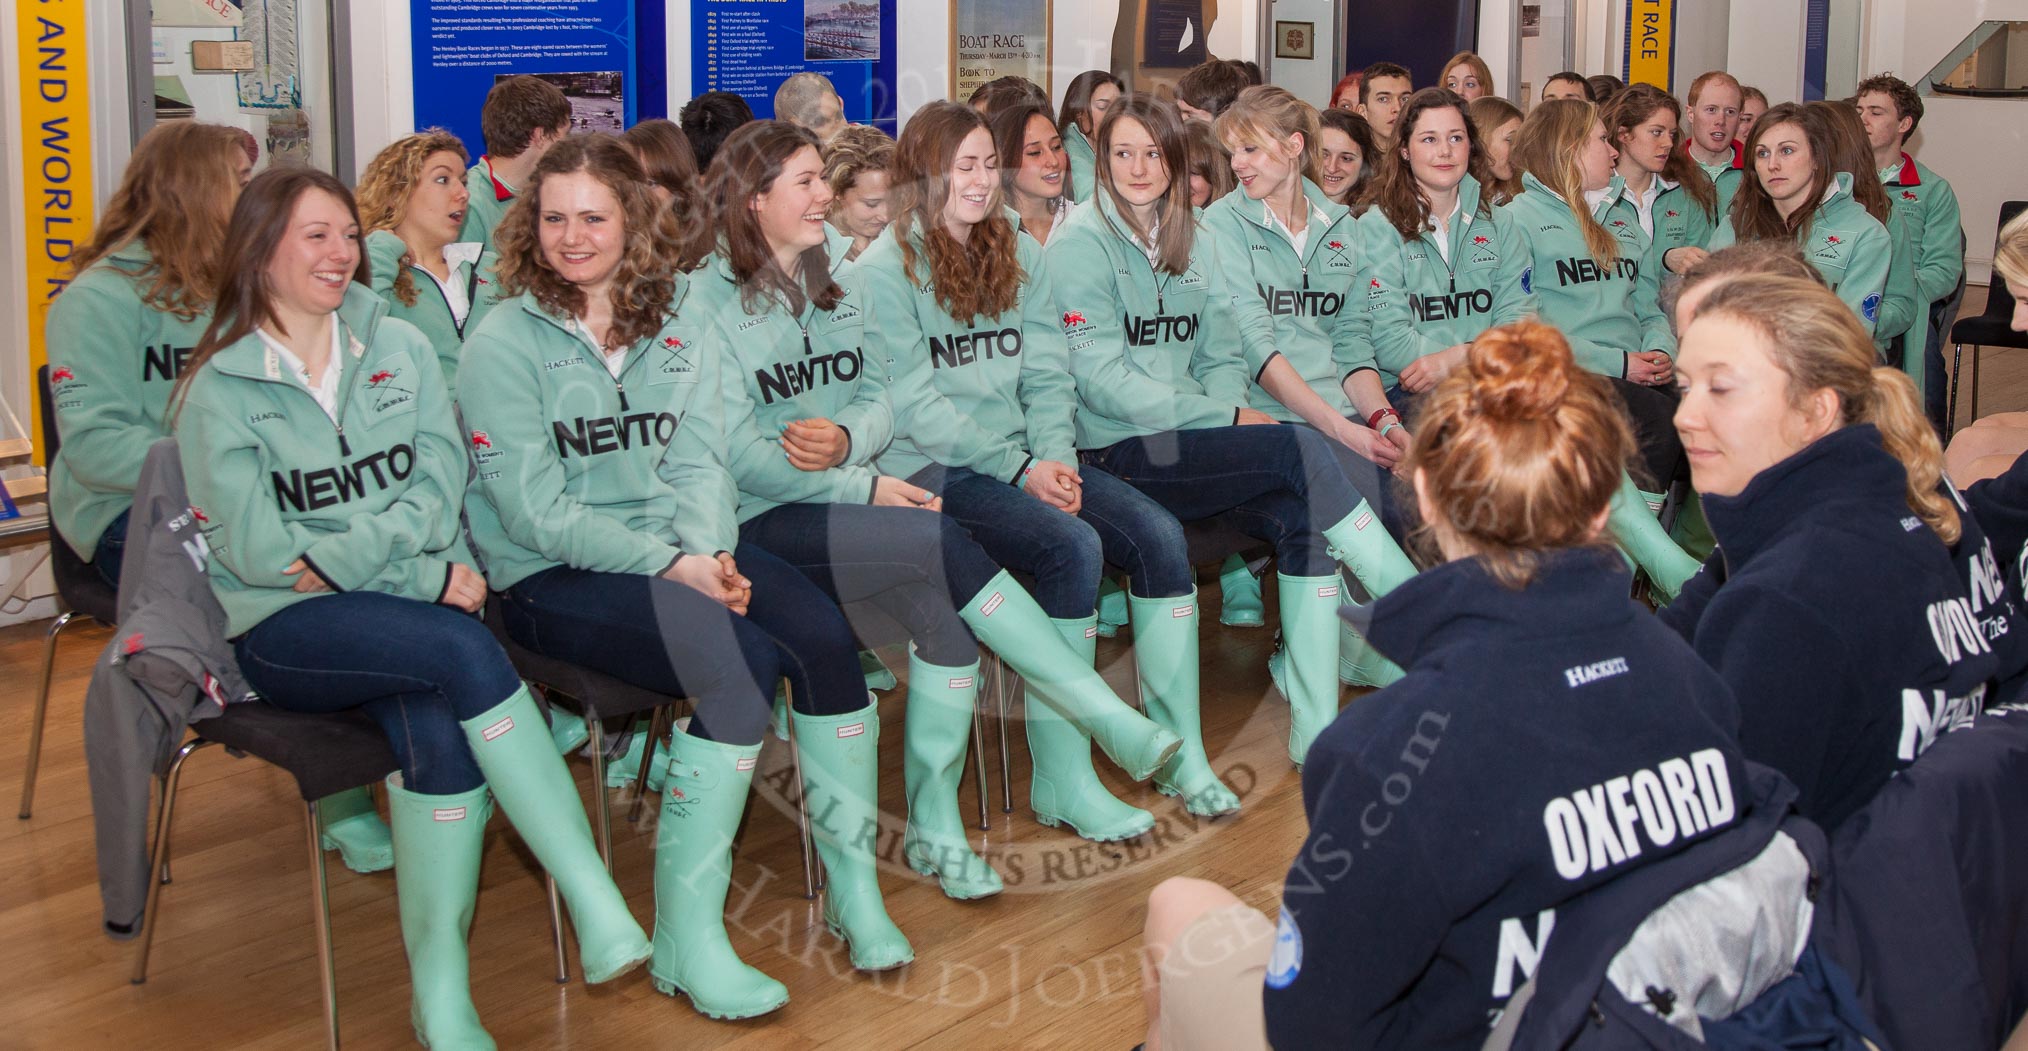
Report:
1057,69,1122,202
695,121,1181,912
1048,95,1421,767
174,167,647,1048
456,135,871,1022
1500,99,1704,597
1602,84,1721,282
1203,86,1416,685
1706,103,1891,339
48,123,397,876
356,129,504,396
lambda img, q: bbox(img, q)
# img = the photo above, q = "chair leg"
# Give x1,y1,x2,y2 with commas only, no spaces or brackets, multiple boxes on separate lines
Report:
968,662,991,832
18,610,78,820
583,716,613,872
132,738,213,984
1971,344,1983,422
628,705,669,825
545,875,569,983
304,800,341,1051
1949,341,1965,440
784,683,819,900
994,656,1016,815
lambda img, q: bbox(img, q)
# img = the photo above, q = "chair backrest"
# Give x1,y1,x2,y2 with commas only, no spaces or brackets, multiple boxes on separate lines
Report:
1986,201,2028,321
37,365,112,613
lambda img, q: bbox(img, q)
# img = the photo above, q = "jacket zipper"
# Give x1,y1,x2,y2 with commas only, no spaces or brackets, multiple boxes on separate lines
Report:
412,261,471,338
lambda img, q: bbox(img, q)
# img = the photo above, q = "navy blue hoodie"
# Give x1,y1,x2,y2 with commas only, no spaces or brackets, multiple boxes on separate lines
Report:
1658,424,1998,831
1264,548,1751,1051
1963,452,2028,639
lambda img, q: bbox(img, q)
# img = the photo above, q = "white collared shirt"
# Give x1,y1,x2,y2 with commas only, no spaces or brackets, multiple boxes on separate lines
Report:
571,316,626,378
416,242,485,325
1131,218,1163,268
1625,177,1674,238
1430,199,1465,265
1262,196,1331,258
258,320,345,423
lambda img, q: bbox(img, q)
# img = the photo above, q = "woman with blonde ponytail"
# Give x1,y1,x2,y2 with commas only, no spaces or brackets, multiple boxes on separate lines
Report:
1665,274,2002,830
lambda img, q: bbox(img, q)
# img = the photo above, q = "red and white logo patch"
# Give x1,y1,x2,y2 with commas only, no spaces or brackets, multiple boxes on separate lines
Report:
949,676,975,689
434,807,467,821
1354,511,1374,531
481,717,515,741
979,592,1005,616
1173,606,1195,618
836,722,866,739
1061,310,1088,327
1083,625,1098,639
470,430,493,449
1317,585,1341,599
736,757,758,772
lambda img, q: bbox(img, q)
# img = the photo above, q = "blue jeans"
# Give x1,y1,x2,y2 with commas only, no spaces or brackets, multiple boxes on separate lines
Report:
739,502,999,667
91,508,131,590
235,592,524,794
1084,424,1365,577
500,544,863,746
908,463,1193,616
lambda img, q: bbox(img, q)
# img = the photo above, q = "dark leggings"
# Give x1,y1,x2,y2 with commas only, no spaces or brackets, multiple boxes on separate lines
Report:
91,509,131,590
1084,423,1365,577
1612,378,1687,490
738,502,1003,667
235,593,526,794
500,543,864,746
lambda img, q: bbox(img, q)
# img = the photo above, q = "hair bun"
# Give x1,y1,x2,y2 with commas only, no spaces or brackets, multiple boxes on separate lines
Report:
1466,321,1575,422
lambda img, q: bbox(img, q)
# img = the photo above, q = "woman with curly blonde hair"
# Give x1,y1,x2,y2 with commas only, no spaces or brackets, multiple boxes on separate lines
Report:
821,122,894,262
355,128,503,393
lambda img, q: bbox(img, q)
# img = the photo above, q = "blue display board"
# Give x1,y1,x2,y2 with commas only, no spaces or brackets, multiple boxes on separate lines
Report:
691,0,897,133
411,0,648,160
1802,0,1828,100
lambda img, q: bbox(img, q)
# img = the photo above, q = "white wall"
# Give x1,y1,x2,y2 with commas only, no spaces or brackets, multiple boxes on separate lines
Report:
1726,0,1806,104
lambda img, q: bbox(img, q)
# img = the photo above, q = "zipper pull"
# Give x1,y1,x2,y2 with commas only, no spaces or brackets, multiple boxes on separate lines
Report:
1302,267,1309,291
338,426,351,457
802,328,813,356
616,381,630,412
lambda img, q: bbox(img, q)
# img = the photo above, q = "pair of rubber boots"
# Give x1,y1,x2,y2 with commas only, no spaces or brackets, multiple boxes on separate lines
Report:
900,571,1193,895
388,687,650,1050
647,698,907,1019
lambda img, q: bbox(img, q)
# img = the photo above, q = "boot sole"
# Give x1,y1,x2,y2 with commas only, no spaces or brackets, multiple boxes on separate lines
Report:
581,942,653,985
903,853,1003,901
1154,782,1242,818
1034,810,1155,843
650,975,790,1020
823,919,914,971
1219,612,1265,627
318,833,394,875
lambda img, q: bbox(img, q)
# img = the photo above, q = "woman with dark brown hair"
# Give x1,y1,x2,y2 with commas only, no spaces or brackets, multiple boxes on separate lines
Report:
1706,101,1891,335
622,117,709,263
1315,107,1377,209
1810,100,1922,359
693,121,1181,915
458,133,867,1022
1058,68,1125,200
174,166,649,1047
356,129,505,395
1466,95,1523,204
856,101,1222,873
1601,83,1719,278
990,99,1073,243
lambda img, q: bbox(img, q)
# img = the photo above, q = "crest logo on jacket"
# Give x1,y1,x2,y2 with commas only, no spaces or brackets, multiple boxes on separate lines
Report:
1322,239,1355,268
1901,190,1918,201
365,366,414,411
659,335,695,375
51,366,76,383
470,430,493,449
1061,310,1088,328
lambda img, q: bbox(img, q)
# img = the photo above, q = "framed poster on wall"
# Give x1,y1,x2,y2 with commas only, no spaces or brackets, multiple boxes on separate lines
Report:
410,0,638,160
692,0,898,133
951,0,1051,101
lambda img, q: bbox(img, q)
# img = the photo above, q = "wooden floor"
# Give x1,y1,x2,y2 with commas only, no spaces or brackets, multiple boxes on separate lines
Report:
0,580,1326,1050
6,288,2021,1049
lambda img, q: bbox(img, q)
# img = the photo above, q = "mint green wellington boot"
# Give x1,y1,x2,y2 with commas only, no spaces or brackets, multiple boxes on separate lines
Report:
1609,474,1700,601
1268,573,1348,767
1096,577,1130,638
1025,614,1156,840
1130,591,1240,816
1216,555,1266,627
901,653,1003,899
1335,574,1404,689
459,687,651,984
648,728,790,1019
961,571,1180,781
386,778,495,1051
318,785,394,874
794,703,915,970
860,649,899,692
1320,501,1420,596
549,708,590,756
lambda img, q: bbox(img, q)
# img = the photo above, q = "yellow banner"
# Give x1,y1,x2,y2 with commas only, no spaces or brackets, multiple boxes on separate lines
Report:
18,1,95,463
1626,0,1674,91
